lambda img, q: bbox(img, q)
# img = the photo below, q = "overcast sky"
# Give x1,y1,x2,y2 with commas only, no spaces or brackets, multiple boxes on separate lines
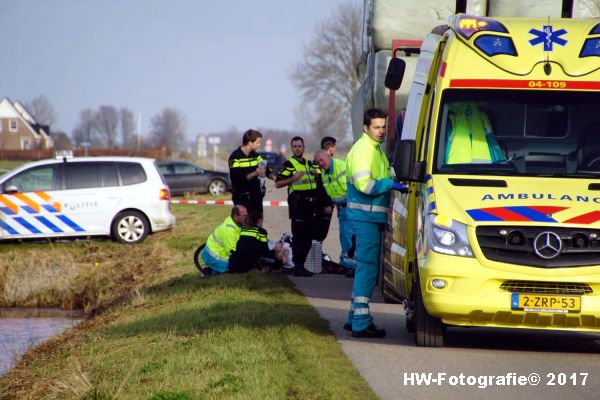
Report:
0,0,355,139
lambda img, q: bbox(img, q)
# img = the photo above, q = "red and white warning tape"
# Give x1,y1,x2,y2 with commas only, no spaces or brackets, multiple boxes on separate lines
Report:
171,199,288,207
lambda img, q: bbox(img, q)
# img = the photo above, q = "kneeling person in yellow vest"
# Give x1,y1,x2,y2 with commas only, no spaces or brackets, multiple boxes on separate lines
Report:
200,205,248,274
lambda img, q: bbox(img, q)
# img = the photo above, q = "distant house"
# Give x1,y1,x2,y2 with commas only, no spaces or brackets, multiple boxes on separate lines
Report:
0,97,53,150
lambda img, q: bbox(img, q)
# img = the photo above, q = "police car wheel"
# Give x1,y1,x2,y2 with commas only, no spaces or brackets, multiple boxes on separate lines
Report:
111,211,149,244
208,179,226,196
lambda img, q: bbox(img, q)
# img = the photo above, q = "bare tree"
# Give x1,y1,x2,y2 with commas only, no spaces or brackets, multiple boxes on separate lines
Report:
51,131,73,150
150,108,185,154
25,94,57,126
72,108,98,146
95,105,119,148
120,107,136,149
290,1,362,140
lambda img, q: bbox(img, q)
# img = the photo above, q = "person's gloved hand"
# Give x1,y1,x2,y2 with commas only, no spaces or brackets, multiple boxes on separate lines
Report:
391,181,408,193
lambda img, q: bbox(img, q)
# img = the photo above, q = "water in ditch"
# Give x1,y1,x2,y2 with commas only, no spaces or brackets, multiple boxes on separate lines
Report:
0,308,81,376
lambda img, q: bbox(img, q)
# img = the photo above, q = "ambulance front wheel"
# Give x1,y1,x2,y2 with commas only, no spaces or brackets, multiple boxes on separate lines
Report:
111,211,149,244
414,273,446,347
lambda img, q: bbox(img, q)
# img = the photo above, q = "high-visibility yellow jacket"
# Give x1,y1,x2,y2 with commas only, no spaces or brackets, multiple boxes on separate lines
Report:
346,133,392,223
205,216,241,261
321,158,347,205
445,102,504,164
278,157,317,192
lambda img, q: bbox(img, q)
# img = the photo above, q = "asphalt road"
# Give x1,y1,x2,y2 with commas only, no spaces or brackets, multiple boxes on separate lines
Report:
261,180,600,400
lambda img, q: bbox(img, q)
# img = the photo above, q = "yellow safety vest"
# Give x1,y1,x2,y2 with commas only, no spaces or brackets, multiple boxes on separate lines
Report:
205,216,241,260
284,157,317,192
322,158,347,204
446,102,493,164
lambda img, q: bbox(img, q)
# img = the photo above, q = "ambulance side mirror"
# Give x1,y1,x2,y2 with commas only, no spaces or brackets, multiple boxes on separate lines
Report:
392,140,425,182
385,58,406,90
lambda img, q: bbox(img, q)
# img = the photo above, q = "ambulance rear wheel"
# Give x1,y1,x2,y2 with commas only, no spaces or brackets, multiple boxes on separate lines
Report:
111,211,149,244
414,274,445,347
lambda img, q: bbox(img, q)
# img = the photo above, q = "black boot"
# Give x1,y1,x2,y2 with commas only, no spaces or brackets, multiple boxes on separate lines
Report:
292,267,314,277
351,323,386,338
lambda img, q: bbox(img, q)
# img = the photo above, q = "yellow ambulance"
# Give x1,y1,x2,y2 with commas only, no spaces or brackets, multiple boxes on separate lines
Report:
385,14,600,346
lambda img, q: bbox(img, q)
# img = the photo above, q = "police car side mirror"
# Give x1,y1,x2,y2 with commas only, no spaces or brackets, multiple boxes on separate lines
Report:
6,185,19,194
392,140,425,182
385,58,406,90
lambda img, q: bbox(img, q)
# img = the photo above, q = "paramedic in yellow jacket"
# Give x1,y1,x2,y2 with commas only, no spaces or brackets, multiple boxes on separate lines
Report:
200,205,248,274
314,149,356,274
344,108,407,338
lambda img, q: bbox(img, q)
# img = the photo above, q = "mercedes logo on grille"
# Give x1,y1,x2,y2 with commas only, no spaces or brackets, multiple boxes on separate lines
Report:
533,231,562,259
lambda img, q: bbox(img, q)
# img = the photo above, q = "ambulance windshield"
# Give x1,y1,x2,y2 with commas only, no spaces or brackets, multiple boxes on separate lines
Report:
435,90,600,177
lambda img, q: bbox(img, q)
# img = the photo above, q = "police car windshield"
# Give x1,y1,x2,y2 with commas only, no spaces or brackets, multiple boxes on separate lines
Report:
435,89,600,177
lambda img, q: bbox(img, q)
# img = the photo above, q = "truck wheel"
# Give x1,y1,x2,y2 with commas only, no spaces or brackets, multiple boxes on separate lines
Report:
414,275,445,347
111,211,149,244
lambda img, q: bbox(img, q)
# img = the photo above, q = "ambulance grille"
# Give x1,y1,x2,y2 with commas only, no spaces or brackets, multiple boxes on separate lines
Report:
476,226,600,267
500,280,593,295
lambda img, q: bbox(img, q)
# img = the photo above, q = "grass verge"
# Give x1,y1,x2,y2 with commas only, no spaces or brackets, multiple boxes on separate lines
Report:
0,205,377,399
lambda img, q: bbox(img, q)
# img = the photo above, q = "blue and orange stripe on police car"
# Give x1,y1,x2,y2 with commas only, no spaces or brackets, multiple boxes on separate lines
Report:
0,191,84,236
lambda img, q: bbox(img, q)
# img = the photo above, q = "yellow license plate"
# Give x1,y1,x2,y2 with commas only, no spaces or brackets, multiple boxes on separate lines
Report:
511,293,581,313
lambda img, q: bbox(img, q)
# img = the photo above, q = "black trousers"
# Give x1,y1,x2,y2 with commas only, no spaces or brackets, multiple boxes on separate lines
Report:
232,192,263,215
291,218,313,270
288,191,317,270
313,206,332,242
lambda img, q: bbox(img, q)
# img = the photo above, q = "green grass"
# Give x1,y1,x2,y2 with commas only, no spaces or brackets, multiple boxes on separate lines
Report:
0,160,26,173
0,205,377,400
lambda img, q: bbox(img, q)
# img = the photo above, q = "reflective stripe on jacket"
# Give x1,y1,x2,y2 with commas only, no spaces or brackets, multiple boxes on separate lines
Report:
346,133,392,223
322,158,347,205
279,157,317,192
205,216,241,260
239,227,268,242
229,155,263,169
228,147,263,196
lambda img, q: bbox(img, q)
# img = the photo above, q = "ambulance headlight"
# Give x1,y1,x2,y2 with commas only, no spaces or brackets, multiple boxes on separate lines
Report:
427,214,474,257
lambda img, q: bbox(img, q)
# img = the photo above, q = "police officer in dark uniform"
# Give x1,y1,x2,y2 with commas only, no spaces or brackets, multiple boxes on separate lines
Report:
228,129,274,215
276,136,318,277
228,210,285,273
